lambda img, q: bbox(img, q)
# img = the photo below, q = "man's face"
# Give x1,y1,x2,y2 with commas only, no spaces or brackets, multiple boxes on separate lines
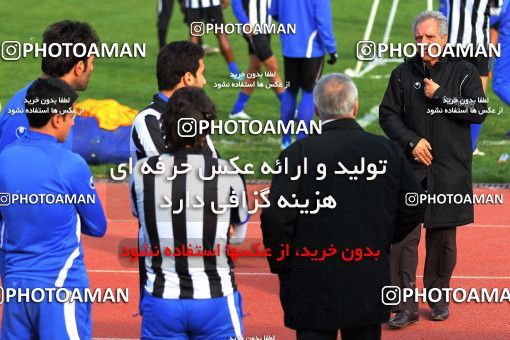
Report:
415,18,447,63
74,55,95,91
189,59,206,88
55,112,76,142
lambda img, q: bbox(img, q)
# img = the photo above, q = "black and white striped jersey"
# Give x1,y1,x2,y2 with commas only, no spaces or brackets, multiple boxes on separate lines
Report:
129,94,218,173
446,0,503,47
243,0,272,25
185,0,222,9
129,94,219,220
132,151,249,299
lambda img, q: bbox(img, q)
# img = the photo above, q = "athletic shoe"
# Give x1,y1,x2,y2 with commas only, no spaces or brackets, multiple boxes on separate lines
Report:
202,44,219,55
431,306,449,321
473,147,485,156
388,310,419,329
230,73,245,81
281,139,291,150
229,111,252,120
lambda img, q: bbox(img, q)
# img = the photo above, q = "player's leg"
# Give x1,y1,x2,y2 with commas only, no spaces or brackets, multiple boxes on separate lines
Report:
189,290,244,340
37,288,92,339
157,0,175,49
186,7,203,44
256,34,285,98
281,57,300,148
231,52,261,119
296,57,324,140
471,56,489,155
140,293,188,339
206,5,240,77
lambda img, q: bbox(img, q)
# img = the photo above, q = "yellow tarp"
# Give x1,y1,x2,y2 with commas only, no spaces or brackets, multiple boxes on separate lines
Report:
74,99,138,131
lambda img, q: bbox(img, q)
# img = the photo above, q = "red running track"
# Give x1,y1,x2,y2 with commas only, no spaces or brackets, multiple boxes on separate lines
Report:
1,183,509,339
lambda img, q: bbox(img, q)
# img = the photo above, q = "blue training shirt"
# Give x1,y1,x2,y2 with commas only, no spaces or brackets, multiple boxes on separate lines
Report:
269,0,336,58
0,81,74,154
0,130,106,288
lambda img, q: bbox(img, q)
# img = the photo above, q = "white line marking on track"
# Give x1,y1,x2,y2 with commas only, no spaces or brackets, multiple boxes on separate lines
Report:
106,220,510,228
87,270,510,280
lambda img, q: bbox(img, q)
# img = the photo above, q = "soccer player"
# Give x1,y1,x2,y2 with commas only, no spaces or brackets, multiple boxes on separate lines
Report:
441,0,503,155
0,78,107,339
0,20,99,154
184,0,242,77
130,41,219,314
0,20,99,288
157,0,176,49
270,0,337,148
130,41,218,166
132,87,247,339
229,0,285,119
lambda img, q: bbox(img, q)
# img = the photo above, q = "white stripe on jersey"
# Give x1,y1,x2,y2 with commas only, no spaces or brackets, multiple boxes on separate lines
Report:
306,30,318,58
55,214,81,287
249,0,258,24
227,293,243,338
260,0,268,25
134,154,248,299
64,299,80,340
186,0,221,8
448,0,490,46
449,0,461,44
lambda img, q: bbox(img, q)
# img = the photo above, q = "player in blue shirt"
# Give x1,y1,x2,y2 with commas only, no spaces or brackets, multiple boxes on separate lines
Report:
0,20,99,288
229,0,285,120
270,0,337,148
0,20,99,154
492,1,510,104
0,78,107,339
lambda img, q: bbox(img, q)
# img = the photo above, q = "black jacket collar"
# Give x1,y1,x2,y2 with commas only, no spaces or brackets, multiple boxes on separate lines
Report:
149,93,168,114
322,118,363,132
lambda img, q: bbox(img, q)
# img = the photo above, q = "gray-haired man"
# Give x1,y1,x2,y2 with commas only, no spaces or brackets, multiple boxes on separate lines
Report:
379,11,487,328
262,73,425,340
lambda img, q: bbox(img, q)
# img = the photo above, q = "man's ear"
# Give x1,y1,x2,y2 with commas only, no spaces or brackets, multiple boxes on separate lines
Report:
74,60,85,77
182,71,193,86
49,114,61,129
314,104,319,117
352,101,359,118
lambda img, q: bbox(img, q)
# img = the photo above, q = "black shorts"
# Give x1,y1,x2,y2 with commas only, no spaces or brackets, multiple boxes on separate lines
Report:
463,55,489,77
243,34,273,61
185,6,225,25
284,57,324,92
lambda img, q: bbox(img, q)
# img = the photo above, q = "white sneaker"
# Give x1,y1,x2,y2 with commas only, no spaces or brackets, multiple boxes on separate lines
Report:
202,44,219,55
473,147,485,156
229,111,252,120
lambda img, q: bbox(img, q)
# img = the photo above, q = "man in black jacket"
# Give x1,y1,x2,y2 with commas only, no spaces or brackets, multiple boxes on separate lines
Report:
379,10,487,328
261,73,426,340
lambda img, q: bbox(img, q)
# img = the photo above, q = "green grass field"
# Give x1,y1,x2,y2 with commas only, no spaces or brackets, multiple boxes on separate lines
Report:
1,0,509,182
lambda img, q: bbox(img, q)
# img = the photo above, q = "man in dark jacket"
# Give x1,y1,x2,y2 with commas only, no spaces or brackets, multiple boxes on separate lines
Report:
261,73,426,340
379,10,487,328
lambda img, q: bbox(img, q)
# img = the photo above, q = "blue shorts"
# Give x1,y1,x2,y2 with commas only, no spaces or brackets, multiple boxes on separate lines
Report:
141,290,244,340
1,278,91,340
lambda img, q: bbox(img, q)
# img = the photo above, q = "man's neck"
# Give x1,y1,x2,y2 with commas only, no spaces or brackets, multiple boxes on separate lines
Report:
424,58,440,68
29,127,58,139
161,83,185,99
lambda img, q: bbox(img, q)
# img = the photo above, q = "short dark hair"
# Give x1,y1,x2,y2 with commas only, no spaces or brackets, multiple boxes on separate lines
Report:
42,20,99,77
157,41,205,91
25,78,78,128
161,87,216,153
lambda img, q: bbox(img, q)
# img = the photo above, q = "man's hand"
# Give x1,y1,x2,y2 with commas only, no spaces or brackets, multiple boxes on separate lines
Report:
424,78,440,99
327,52,338,65
412,138,433,166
